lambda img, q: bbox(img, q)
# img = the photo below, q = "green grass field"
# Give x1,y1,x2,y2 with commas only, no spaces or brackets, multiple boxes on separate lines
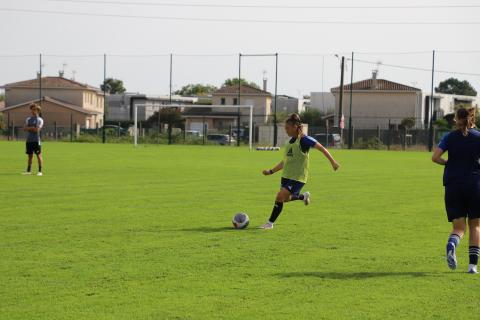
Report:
1,141,479,319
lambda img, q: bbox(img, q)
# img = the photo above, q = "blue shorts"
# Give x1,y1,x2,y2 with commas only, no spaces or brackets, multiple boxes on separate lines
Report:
445,181,480,222
280,177,305,196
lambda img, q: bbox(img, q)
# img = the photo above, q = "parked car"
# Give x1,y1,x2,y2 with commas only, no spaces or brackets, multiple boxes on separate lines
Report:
103,125,129,136
207,134,236,145
312,133,341,147
185,130,203,138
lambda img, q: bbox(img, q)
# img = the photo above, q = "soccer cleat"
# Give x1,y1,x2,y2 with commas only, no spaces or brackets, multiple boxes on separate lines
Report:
303,192,311,206
260,222,273,229
446,242,457,270
36,172,43,176
22,171,32,175
468,264,478,274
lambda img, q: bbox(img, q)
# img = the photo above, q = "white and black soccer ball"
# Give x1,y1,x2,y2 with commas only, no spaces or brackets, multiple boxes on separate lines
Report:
232,212,250,229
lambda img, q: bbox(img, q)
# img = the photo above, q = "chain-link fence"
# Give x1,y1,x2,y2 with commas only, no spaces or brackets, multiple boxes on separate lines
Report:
1,50,479,150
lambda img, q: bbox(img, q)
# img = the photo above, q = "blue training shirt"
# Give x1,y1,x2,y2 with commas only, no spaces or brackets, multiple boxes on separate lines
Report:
289,135,318,153
438,128,480,185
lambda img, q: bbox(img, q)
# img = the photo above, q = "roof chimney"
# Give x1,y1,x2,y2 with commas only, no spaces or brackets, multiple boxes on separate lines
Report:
263,70,267,91
371,70,378,89
59,70,64,77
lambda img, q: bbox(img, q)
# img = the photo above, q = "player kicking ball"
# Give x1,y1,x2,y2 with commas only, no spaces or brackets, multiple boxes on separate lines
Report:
22,103,44,176
260,113,340,229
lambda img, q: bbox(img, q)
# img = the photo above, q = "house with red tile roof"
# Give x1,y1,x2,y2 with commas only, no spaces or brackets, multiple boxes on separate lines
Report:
331,71,423,129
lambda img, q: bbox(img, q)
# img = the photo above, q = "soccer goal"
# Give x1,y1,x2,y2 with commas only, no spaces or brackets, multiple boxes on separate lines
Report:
133,104,254,149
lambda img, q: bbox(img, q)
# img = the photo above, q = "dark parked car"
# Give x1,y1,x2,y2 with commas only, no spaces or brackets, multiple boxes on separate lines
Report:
207,134,236,145
312,133,341,147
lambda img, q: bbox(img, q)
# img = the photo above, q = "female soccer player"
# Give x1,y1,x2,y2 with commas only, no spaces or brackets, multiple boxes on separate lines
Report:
432,107,480,274
22,103,44,176
260,113,340,229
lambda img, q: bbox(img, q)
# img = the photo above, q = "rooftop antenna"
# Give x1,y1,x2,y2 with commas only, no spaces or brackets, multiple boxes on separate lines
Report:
59,62,67,77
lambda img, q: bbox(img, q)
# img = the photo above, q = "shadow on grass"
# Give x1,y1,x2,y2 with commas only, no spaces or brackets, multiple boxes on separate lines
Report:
177,226,256,233
276,271,431,280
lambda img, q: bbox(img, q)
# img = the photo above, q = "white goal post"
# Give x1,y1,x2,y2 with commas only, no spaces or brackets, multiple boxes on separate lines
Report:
133,104,254,150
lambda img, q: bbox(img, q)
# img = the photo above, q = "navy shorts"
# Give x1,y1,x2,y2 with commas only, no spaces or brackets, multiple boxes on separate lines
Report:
445,181,480,222
26,142,41,155
280,177,305,196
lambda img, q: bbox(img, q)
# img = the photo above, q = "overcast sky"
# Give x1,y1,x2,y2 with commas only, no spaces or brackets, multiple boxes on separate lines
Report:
0,0,479,98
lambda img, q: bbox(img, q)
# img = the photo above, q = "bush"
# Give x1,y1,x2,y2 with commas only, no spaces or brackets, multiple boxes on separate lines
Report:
354,137,385,150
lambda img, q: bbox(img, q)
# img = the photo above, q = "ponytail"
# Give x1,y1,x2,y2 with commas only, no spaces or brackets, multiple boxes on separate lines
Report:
455,107,476,136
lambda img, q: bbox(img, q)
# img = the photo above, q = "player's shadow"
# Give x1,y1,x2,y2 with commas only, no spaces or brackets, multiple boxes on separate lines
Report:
177,226,252,233
276,271,430,280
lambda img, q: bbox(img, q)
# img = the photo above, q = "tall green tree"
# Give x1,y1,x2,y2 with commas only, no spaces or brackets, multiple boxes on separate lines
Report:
101,78,126,94
435,78,477,96
174,84,217,96
300,109,327,127
222,78,260,89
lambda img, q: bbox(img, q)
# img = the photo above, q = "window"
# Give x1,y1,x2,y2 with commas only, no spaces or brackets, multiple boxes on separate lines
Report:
233,98,238,105
221,98,226,105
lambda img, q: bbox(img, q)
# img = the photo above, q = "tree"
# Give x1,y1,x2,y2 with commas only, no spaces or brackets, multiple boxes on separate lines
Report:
145,108,184,129
174,84,217,96
101,78,126,94
400,117,416,131
300,109,327,127
222,78,260,89
0,93,4,102
435,78,477,96
433,118,449,130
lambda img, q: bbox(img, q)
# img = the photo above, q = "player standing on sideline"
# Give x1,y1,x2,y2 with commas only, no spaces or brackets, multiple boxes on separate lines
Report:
432,107,480,274
260,113,340,229
22,103,44,176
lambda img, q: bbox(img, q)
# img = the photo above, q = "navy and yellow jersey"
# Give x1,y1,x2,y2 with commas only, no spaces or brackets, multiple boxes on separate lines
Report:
282,135,318,183
438,129,480,185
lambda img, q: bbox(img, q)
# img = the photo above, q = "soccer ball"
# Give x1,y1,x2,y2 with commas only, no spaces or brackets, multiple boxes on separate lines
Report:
232,212,250,229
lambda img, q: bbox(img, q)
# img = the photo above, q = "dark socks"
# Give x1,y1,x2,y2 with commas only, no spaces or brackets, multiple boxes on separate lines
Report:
27,164,31,172
469,246,480,265
268,201,283,223
290,194,304,201
38,165,42,173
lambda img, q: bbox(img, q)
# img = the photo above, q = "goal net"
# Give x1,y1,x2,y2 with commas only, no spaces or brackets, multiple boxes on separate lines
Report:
133,104,254,150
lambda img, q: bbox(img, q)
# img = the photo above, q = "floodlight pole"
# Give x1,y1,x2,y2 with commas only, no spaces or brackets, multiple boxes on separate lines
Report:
428,50,436,152
168,53,173,145
274,53,278,147
39,53,42,106
237,53,241,147
338,56,345,145
348,52,354,149
102,53,107,144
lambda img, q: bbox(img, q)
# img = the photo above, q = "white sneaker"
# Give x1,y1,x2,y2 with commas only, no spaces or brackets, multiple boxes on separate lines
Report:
303,192,311,206
22,171,32,175
468,264,478,274
260,222,274,229
36,172,43,176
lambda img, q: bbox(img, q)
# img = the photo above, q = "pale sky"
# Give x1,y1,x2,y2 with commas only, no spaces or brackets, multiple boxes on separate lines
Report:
0,0,479,98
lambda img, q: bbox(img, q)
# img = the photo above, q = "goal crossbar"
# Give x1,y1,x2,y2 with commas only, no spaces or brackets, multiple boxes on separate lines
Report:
133,104,254,150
